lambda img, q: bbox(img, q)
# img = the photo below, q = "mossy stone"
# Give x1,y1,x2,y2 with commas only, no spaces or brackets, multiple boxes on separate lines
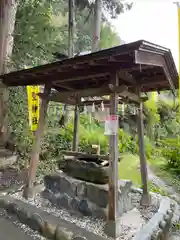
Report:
17,208,31,224
29,213,44,232
43,221,56,239
6,203,19,215
0,198,8,208
72,236,87,240
55,225,73,240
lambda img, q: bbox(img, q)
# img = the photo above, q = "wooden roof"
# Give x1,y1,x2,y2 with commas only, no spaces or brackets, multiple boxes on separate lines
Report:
0,40,178,95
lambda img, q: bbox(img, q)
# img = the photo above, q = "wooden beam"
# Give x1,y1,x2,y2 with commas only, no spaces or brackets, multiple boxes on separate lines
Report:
119,90,140,103
134,49,176,94
118,70,136,84
108,72,119,221
23,83,51,199
53,72,109,84
137,91,150,206
2,67,110,87
80,99,122,106
81,96,148,106
139,79,165,87
39,85,128,100
39,88,143,105
88,57,132,66
134,50,164,67
54,83,75,91
39,93,76,105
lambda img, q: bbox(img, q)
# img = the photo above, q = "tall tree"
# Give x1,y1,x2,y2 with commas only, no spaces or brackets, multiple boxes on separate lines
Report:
100,23,120,48
62,0,75,126
92,0,102,52
76,0,132,51
12,0,64,68
0,0,18,146
76,0,132,20
68,0,75,58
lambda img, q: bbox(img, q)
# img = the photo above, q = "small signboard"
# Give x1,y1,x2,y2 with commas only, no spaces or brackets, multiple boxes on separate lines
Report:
104,115,118,135
27,86,40,132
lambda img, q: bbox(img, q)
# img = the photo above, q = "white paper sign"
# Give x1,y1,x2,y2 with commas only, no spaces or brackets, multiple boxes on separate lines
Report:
104,115,118,135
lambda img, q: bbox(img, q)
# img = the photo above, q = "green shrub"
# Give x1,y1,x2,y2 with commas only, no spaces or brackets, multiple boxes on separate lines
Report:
79,123,108,154
144,136,154,159
158,138,180,170
148,182,167,196
134,135,154,159
118,129,136,154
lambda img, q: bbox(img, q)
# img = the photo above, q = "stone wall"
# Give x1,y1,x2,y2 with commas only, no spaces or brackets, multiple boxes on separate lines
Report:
43,171,133,219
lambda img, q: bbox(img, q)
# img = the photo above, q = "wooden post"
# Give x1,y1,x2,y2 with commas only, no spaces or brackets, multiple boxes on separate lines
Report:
23,84,51,199
137,100,151,206
105,72,121,238
72,97,79,151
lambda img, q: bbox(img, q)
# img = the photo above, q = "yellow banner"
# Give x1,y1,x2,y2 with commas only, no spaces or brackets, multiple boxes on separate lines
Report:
178,7,180,108
27,86,40,131
151,91,158,102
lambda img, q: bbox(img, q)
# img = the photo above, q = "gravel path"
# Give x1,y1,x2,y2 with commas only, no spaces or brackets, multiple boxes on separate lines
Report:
147,165,178,196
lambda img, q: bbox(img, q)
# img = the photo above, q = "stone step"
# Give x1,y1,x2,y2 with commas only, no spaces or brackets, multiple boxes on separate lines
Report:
0,155,17,167
169,233,180,240
169,235,180,240
0,150,15,158
0,147,17,167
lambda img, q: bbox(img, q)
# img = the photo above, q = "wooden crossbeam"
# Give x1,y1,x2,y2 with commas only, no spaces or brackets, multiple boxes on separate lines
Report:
39,85,146,104
39,85,128,100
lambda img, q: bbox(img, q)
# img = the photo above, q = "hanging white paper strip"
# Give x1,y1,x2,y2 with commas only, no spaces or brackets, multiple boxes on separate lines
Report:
92,102,95,112
83,105,87,114
101,101,104,111
122,103,125,116
104,115,118,135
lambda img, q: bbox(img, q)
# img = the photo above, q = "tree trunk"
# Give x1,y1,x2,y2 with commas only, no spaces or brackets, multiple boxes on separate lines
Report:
23,84,51,199
68,0,74,58
0,0,18,146
90,0,102,118
92,0,102,52
63,0,75,126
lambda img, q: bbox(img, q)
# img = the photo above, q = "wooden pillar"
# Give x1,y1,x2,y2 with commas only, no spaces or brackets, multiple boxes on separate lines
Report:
105,72,121,238
137,100,150,206
72,97,79,151
23,84,51,199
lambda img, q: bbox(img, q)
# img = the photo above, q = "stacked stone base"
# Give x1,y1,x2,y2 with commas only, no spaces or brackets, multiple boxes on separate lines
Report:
0,147,17,166
44,171,133,219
